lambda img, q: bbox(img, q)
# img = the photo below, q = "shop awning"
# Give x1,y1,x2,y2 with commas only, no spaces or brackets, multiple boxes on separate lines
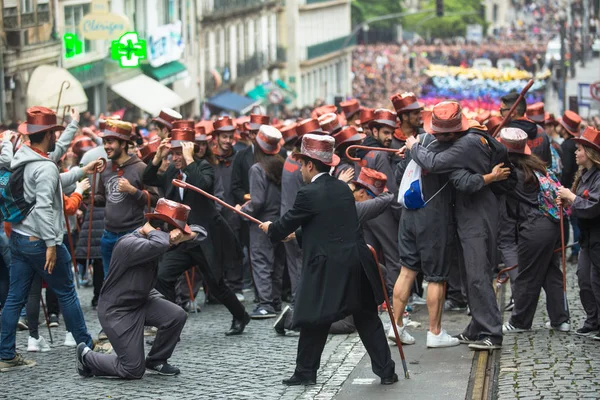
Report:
27,65,88,111
206,91,258,115
141,61,188,85
110,74,184,115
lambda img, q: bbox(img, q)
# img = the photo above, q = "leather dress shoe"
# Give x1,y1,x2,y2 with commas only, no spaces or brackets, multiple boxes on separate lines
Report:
282,373,316,386
273,305,291,336
225,313,251,336
381,373,399,385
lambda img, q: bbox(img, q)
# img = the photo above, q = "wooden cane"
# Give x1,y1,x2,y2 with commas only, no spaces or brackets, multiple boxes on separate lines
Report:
492,79,535,138
345,145,400,165
368,245,409,379
39,291,54,345
63,212,80,289
184,269,198,314
86,159,107,272
56,80,71,113
559,204,569,312
172,179,264,225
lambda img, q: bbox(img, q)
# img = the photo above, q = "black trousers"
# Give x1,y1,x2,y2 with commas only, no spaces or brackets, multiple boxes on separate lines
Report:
155,243,246,320
293,272,394,380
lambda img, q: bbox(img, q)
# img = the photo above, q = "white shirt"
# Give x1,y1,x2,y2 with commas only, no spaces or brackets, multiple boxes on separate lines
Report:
179,171,187,199
311,172,328,183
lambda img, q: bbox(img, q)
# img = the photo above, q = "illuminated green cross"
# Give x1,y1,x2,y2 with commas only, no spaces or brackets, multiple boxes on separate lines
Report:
110,32,147,68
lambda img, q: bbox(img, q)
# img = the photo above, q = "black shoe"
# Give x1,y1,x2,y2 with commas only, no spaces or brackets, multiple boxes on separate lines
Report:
225,313,251,336
76,343,93,377
576,326,599,337
49,314,59,328
91,296,98,308
146,361,180,376
381,373,399,385
454,333,477,344
273,305,291,336
282,373,316,386
468,337,502,351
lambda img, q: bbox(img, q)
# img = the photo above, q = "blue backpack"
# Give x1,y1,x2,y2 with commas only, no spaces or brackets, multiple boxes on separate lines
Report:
0,166,35,223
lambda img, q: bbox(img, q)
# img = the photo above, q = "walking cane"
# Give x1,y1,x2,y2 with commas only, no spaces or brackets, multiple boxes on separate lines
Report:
86,158,107,273
345,145,400,167
368,245,409,379
184,268,198,314
172,179,264,225
491,79,535,138
559,204,569,312
39,291,54,345
56,81,71,113
63,212,80,289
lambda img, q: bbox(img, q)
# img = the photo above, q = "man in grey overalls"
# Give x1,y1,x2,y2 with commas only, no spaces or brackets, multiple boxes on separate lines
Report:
76,198,206,379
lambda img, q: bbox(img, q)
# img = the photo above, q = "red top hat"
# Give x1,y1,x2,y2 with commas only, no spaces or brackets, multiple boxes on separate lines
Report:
352,167,387,196
247,114,271,131
573,126,600,153
281,123,298,144
170,128,195,148
72,136,96,159
294,134,340,167
544,113,558,126
359,108,376,126
390,92,424,114
213,116,235,132
340,99,361,118
296,118,327,136
139,136,162,162
195,120,214,135
172,120,195,131
498,127,532,155
311,105,337,119
558,110,582,136
332,126,366,147
194,125,212,142
423,101,469,134
370,109,397,129
318,113,342,134
152,108,182,130
18,107,66,135
100,120,134,142
485,116,503,136
526,102,546,123
256,125,282,155
145,198,192,234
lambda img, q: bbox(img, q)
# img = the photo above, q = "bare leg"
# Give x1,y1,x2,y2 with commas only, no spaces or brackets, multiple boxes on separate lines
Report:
427,282,445,335
392,268,417,326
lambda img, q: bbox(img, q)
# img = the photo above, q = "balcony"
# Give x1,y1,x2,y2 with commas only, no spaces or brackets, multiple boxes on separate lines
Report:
237,52,267,78
200,0,277,21
305,34,356,60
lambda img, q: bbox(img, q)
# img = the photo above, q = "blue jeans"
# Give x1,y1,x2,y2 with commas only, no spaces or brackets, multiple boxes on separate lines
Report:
0,232,92,359
570,216,581,256
100,230,134,277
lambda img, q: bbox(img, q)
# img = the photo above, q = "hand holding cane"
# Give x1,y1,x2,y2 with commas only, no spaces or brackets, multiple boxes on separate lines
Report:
368,244,409,379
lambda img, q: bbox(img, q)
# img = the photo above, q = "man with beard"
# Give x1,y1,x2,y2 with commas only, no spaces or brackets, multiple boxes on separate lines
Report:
143,129,250,336
502,93,551,165
95,120,159,278
356,109,399,195
390,92,424,166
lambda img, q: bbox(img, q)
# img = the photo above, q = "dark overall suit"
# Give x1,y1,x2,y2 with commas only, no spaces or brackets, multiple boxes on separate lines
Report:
267,173,395,381
142,159,246,321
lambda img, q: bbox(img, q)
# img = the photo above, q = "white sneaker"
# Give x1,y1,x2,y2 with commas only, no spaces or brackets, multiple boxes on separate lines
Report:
545,321,570,332
235,292,245,302
64,332,76,347
27,336,51,352
427,330,460,348
387,325,416,345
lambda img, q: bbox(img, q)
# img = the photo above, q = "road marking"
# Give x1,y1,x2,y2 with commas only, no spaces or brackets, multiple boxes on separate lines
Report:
352,378,376,385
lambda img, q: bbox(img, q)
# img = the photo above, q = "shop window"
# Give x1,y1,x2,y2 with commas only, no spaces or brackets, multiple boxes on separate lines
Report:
64,3,92,58
124,0,136,31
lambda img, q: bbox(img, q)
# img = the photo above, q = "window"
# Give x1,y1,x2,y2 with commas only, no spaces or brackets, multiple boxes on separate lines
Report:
165,0,175,24
64,4,92,57
123,0,136,30
21,0,33,14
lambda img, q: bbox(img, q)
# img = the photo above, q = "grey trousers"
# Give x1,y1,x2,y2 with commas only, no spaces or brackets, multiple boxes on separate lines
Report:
86,292,187,379
458,237,503,342
249,225,285,313
283,239,303,305
577,235,600,330
509,217,569,328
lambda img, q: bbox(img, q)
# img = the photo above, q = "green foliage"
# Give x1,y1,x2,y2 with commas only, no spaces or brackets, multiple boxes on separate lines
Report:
351,0,403,28
402,0,487,38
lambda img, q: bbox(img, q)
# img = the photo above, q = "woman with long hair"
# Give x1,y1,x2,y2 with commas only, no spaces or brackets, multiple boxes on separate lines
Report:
240,126,286,319
499,128,570,334
558,126,600,338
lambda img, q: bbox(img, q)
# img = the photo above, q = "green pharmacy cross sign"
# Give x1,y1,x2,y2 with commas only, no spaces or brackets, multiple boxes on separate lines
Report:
110,32,147,68
63,33,83,58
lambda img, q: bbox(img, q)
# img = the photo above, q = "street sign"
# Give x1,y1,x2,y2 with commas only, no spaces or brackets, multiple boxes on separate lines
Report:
79,0,130,40
591,81,600,101
466,24,483,43
110,32,147,68
268,89,283,105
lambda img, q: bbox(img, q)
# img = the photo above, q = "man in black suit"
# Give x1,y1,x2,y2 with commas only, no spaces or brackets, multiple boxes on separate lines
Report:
259,134,397,386
143,132,250,336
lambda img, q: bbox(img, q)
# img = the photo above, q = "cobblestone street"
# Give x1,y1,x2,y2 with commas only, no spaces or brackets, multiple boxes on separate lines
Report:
497,259,600,399
3,288,370,400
